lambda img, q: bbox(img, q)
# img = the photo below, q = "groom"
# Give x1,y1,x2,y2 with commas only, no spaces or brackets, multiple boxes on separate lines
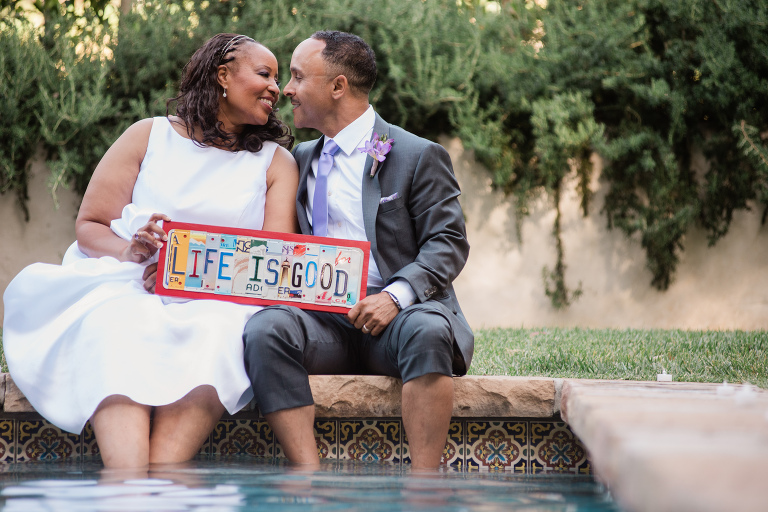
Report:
243,31,473,469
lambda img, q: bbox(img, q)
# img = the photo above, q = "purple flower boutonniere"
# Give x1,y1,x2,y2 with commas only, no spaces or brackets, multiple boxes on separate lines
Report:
358,132,394,178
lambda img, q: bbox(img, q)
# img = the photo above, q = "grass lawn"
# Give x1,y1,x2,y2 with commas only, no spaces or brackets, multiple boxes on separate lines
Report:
1,327,766,388
470,327,768,388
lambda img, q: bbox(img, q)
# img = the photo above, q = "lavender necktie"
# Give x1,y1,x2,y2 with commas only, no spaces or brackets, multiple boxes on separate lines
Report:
312,139,340,236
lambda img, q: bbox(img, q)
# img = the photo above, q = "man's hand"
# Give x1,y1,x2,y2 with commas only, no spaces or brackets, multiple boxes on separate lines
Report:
347,292,400,336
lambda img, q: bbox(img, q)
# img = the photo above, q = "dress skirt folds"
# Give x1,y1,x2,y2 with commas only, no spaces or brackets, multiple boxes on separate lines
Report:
2,117,275,433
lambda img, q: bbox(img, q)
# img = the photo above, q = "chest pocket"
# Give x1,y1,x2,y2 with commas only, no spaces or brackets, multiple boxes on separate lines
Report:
376,196,416,268
378,196,405,214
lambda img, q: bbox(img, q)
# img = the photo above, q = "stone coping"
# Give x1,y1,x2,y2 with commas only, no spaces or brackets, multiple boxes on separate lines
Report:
0,373,558,418
561,379,768,512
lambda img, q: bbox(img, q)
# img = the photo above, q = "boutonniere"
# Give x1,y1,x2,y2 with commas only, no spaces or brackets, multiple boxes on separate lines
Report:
357,132,394,178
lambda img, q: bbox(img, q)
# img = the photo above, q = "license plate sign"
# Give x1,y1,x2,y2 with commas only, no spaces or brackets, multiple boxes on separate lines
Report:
156,221,369,313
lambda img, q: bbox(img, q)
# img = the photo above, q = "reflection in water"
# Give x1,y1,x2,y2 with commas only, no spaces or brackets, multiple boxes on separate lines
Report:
0,457,620,511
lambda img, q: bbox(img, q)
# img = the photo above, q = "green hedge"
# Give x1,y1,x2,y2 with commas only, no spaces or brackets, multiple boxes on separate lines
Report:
1,0,766,307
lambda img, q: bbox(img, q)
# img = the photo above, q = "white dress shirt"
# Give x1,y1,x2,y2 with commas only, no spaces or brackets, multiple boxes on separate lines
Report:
306,106,416,309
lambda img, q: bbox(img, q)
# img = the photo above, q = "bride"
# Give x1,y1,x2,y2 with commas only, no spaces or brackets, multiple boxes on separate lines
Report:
2,33,298,468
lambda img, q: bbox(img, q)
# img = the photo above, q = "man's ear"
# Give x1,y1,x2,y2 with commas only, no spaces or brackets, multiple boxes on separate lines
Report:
217,65,229,89
330,75,348,99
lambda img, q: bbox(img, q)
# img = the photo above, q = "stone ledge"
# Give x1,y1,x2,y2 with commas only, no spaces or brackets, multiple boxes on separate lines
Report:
310,375,555,418
1,373,557,418
4,374,32,413
561,379,768,512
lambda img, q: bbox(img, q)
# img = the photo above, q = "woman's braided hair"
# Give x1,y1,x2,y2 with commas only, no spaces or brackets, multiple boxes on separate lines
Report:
167,33,293,152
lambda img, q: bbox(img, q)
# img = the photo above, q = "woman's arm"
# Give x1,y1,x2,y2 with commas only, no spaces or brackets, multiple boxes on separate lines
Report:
75,119,163,262
261,145,299,233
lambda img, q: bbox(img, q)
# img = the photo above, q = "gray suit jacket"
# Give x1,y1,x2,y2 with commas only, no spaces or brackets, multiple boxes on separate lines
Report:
293,113,474,373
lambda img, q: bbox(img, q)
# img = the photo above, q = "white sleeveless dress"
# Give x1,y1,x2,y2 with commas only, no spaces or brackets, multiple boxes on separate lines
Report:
2,117,276,434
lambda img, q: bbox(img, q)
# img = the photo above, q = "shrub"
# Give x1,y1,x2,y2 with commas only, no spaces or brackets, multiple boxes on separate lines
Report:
1,0,766,307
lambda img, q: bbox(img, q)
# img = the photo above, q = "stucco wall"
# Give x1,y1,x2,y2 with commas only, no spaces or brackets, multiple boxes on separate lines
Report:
2,140,767,330
1,154,79,325
446,136,768,330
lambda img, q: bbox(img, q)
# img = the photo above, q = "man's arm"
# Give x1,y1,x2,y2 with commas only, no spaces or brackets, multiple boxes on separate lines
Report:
347,140,469,335
387,141,469,302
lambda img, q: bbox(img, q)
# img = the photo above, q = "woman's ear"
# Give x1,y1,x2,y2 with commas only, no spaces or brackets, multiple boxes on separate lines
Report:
217,65,229,89
330,75,348,100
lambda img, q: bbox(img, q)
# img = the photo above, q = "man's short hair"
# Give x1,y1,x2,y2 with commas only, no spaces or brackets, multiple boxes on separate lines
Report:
311,30,377,94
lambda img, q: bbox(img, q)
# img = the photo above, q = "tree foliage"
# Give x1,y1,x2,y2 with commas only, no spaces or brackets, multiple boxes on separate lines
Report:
1,0,766,307
458,0,768,301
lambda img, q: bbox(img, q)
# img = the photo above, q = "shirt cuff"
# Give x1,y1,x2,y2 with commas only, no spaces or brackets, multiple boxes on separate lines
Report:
383,279,417,310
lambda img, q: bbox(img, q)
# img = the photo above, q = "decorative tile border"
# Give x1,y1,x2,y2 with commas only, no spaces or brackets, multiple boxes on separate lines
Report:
273,419,340,460
530,421,590,474
443,421,464,470
465,421,527,472
0,420,14,463
314,419,338,460
16,420,81,462
0,415,592,473
81,421,99,458
339,420,401,463
211,419,273,458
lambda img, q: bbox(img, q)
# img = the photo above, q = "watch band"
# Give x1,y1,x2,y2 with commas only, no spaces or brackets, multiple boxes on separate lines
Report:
385,290,402,311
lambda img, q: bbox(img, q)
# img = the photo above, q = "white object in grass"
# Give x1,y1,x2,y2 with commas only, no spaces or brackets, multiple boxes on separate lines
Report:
717,380,734,396
734,383,757,405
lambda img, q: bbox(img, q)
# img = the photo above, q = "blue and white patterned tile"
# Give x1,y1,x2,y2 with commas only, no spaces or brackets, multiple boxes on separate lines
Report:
16,420,81,462
529,421,589,474
211,419,273,458
576,459,593,475
465,421,526,472
339,420,400,463
314,419,338,460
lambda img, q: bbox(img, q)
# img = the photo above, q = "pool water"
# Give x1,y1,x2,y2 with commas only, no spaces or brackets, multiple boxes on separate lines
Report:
0,456,621,511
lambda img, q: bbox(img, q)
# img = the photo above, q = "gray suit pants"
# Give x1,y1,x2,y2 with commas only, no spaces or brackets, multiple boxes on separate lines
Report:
242,296,460,415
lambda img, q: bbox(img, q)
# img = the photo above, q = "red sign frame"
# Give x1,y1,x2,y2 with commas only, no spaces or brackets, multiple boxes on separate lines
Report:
155,221,370,313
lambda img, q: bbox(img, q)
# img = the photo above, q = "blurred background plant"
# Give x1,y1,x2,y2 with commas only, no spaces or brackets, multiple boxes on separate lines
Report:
1,0,766,308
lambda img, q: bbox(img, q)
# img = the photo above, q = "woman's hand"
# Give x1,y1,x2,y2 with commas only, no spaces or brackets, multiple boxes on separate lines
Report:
120,213,171,264
142,263,158,294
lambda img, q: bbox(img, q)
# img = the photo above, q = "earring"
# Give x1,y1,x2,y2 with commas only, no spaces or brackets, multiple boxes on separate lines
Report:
223,88,227,98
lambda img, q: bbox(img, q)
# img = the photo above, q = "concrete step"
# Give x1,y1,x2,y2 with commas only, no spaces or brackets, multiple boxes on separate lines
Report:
561,379,768,512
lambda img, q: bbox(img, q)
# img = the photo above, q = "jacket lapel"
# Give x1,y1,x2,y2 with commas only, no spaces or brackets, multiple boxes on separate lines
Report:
362,114,392,280
295,138,325,235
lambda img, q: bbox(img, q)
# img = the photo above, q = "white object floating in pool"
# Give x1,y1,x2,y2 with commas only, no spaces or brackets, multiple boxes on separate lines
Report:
123,479,175,486
21,480,98,488
656,369,672,382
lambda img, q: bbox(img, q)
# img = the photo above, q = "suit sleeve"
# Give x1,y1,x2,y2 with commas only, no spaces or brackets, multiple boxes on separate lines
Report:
387,142,469,303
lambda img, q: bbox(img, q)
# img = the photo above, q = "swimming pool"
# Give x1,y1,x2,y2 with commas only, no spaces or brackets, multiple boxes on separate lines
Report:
0,456,620,511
